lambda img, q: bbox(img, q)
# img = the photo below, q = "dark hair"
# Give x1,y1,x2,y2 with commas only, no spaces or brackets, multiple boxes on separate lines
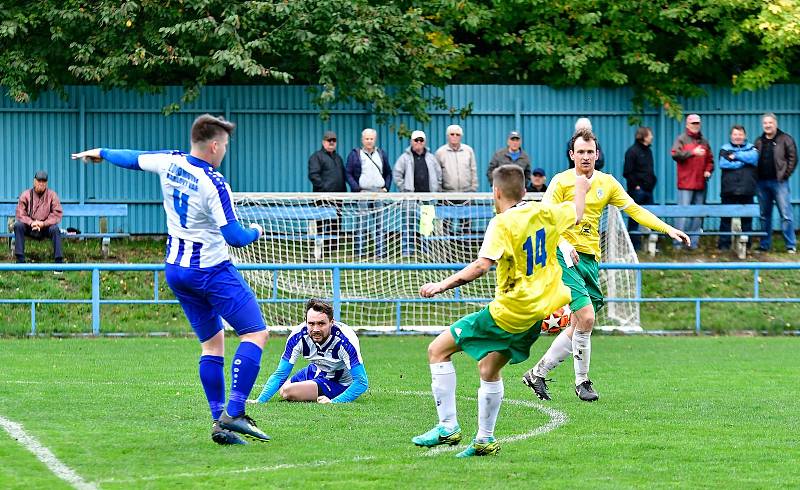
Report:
491,165,525,201
191,114,236,144
305,298,334,321
569,127,597,152
634,126,652,143
730,124,746,135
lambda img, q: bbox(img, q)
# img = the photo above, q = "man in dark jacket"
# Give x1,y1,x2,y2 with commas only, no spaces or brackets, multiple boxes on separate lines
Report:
671,113,713,249
308,130,347,239
308,130,347,192
754,113,797,253
718,125,759,250
487,131,531,186
623,127,657,250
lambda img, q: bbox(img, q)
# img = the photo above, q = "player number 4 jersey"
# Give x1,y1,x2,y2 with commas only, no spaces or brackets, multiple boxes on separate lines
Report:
137,152,239,268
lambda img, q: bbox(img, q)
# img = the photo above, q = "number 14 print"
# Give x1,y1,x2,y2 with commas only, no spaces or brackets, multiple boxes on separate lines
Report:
522,229,546,276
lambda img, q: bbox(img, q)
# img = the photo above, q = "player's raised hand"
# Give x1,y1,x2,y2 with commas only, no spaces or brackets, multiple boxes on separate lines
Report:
668,227,691,247
574,175,591,194
420,282,444,298
71,148,103,163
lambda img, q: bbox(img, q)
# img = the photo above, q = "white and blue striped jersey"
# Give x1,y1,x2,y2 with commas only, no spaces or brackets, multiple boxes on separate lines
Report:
137,152,239,268
282,321,363,387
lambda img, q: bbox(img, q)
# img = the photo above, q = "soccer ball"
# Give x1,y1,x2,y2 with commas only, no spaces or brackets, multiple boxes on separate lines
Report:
541,305,571,334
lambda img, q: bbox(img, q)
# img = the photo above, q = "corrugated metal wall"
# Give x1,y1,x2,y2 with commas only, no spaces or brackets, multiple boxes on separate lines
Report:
1,85,798,233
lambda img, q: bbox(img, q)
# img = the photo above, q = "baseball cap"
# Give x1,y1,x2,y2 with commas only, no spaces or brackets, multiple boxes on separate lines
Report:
686,114,701,124
411,130,426,141
446,124,463,135
34,170,48,181
532,167,546,176
322,130,337,141
508,131,521,139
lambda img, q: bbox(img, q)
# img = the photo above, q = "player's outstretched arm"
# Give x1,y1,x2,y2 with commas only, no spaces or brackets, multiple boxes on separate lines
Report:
330,364,369,404
667,227,691,247
250,358,294,404
72,148,145,170
420,257,494,298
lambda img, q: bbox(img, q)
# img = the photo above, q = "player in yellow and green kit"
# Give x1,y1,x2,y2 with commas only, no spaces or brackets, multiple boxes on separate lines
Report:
522,128,691,402
411,164,591,457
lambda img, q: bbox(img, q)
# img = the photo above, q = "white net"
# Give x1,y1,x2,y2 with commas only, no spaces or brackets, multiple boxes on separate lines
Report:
597,206,641,332
230,193,639,332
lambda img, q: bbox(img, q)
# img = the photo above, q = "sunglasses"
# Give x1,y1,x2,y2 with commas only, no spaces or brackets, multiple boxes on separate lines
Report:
413,138,425,142
509,137,521,140
325,138,337,142
449,133,461,136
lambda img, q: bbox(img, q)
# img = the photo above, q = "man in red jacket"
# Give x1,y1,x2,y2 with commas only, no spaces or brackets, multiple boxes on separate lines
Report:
14,170,64,264
671,114,713,249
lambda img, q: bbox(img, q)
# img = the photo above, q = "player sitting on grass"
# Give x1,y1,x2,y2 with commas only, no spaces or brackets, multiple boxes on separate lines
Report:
250,299,368,404
413,164,589,457
71,114,270,446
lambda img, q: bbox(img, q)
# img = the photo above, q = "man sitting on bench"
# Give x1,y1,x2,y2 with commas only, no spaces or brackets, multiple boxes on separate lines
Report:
14,170,64,264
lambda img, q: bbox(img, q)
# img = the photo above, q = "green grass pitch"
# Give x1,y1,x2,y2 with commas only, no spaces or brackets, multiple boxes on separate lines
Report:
0,336,797,488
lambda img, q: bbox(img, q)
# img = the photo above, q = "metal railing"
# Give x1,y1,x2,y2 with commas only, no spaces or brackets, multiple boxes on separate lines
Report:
1,262,798,335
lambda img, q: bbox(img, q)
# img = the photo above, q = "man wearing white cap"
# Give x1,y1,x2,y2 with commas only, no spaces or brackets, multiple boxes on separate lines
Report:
435,124,477,193
671,113,713,249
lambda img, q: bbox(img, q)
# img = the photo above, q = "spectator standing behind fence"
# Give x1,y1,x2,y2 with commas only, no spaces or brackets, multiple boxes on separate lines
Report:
345,128,391,193
14,170,64,265
567,118,605,171
755,113,797,253
487,131,531,186
717,125,759,251
394,130,442,256
529,167,547,193
308,130,346,193
623,127,657,250
435,124,477,193
671,113,713,250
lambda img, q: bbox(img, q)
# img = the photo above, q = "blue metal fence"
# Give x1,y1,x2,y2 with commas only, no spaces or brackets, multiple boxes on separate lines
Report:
1,262,798,335
1,85,799,233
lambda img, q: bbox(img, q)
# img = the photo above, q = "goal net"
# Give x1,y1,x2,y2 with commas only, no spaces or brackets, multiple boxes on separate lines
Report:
229,193,640,332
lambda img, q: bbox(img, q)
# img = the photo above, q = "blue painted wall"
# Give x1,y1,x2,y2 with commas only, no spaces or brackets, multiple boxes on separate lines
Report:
1,85,798,233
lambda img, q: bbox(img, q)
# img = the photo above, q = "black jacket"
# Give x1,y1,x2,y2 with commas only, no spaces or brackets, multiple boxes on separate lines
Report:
308,148,347,192
755,130,797,182
623,142,657,192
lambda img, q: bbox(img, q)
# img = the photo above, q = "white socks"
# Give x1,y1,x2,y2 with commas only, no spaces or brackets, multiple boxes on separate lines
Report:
534,329,573,377
430,361,458,430
476,379,504,441
572,330,592,385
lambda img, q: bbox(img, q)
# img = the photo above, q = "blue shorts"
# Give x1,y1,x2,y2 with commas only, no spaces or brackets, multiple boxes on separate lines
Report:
290,365,348,399
165,261,267,343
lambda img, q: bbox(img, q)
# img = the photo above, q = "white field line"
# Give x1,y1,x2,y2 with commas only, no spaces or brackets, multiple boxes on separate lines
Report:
96,456,375,484
0,415,98,490
389,390,568,456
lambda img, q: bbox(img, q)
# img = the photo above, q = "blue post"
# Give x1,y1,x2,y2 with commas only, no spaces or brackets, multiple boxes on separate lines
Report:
396,302,402,334
30,302,36,335
153,271,159,302
695,300,701,334
635,270,642,301
92,268,100,335
753,269,760,299
272,271,279,299
332,267,341,320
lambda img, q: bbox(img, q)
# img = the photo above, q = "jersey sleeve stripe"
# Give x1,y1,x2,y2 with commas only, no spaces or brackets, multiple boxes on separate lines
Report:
207,172,237,224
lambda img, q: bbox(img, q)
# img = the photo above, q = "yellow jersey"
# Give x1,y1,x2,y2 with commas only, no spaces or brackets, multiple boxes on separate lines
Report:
480,201,577,333
544,169,670,261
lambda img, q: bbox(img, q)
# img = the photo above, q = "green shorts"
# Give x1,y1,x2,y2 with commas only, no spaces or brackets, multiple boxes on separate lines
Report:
556,249,604,313
449,307,541,365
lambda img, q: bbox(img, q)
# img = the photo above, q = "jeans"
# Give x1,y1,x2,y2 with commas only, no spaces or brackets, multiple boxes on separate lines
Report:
757,179,796,250
14,222,63,261
718,195,754,249
626,188,654,250
674,189,706,248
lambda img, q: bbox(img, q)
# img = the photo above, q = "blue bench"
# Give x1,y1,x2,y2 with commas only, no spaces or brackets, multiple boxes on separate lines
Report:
1,203,129,258
236,205,339,260
422,205,495,241
631,204,764,258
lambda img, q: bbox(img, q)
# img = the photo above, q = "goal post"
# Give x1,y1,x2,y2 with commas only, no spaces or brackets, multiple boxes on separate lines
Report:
229,192,640,332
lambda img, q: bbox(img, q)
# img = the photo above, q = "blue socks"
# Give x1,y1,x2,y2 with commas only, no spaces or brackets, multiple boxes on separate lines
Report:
198,355,225,420
226,341,263,417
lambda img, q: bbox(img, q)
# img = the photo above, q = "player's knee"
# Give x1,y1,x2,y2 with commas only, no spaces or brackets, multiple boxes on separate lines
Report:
478,364,501,382
427,342,448,363
575,307,595,332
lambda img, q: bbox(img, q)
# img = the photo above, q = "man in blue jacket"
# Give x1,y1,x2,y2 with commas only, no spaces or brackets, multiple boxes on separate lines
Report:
718,124,759,251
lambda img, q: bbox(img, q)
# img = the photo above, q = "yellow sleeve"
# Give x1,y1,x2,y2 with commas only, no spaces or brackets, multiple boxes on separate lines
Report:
478,218,505,261
552,202,577,234
624,203,671,234
542,175,562,204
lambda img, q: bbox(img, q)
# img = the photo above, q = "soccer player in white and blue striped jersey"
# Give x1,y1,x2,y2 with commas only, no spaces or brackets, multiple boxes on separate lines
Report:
71,114,270,445
251,299,368,404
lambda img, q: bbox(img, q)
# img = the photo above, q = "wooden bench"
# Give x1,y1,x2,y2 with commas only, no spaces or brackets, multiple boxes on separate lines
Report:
630,204,764,259
1,203,129,258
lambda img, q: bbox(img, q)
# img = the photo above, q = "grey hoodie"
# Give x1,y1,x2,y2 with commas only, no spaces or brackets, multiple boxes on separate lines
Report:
393,146,443,192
